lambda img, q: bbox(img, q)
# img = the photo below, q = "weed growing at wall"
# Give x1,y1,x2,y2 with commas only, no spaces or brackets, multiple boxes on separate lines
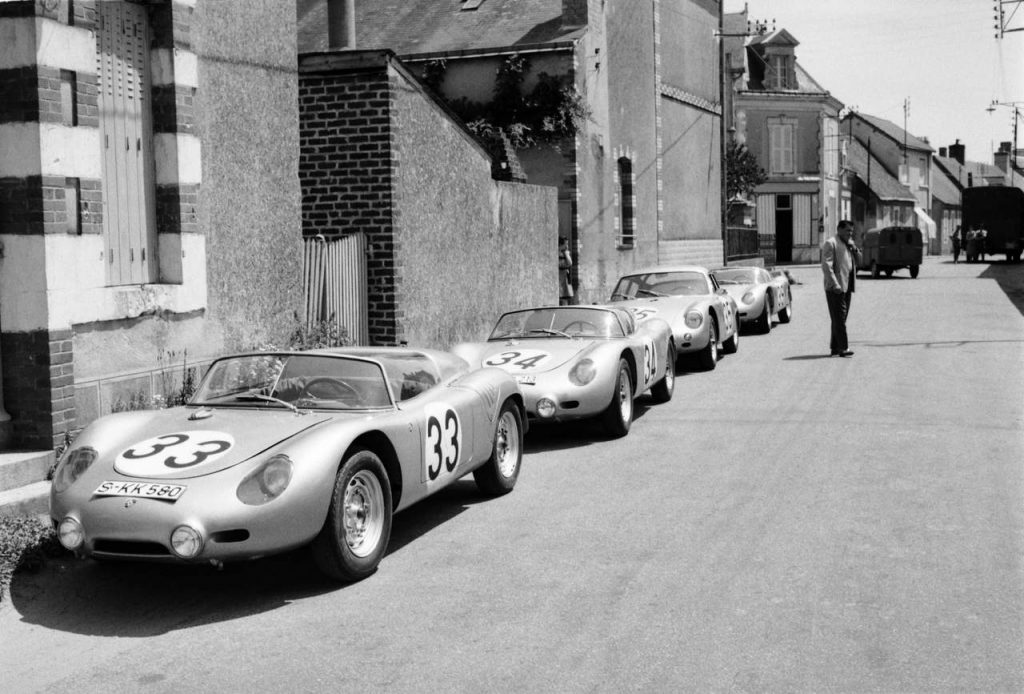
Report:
0,515,62,603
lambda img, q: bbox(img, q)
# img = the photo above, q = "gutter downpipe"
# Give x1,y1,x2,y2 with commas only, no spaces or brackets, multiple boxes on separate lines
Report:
327,0,356,50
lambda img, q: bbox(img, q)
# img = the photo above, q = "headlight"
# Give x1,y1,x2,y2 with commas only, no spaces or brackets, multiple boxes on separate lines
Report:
536,398,556,419
684,311,703,329
237,454,294,505
52,447,97,494
170,525,203,559
569,359,597,386
57,517,84,550
741,292,755,305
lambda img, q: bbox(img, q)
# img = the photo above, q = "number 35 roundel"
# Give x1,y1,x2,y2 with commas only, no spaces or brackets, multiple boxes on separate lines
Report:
114,431,236,478
423,404,462,486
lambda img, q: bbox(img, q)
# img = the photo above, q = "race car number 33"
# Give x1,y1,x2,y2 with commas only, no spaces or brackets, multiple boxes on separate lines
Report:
423,404,462,485
114,431,236,478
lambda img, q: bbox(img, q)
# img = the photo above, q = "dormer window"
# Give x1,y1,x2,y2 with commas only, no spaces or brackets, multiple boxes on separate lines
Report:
767,52,794,89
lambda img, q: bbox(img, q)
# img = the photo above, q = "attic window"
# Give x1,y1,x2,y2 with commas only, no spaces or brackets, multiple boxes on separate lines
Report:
461,0,485,10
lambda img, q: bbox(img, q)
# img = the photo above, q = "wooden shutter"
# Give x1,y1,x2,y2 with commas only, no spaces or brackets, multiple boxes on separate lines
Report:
793,194,812,245
97,2,157,285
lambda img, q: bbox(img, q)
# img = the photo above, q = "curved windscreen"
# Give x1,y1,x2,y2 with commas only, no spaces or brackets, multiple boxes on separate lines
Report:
611,271,710,299
191,353,394,410
489,307,626,339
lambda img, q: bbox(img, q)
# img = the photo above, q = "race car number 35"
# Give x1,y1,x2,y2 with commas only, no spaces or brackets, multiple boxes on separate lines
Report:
114,431,236,478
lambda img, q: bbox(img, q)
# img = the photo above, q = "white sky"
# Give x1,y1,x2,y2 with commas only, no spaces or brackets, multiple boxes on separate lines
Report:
724,0,1024,164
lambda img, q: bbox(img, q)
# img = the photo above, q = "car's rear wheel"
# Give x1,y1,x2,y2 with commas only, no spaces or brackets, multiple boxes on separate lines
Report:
601,359,634,438
312,448,392,582
871,261,879,279
649,344,676,403
473,400,523,496
696,318,718,371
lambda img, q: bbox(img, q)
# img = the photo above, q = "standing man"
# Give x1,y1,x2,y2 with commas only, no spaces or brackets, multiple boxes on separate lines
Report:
951,225,962,264
821,219,860,357
558,236,574,306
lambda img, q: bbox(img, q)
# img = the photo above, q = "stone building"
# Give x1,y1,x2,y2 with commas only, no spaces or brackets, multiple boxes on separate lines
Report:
298,0,725,304
0,0,302,449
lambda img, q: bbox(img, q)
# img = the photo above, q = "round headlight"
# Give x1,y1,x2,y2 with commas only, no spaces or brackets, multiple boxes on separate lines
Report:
170,525,203,559
536,398,557,419
52,447,97,494
57,517,84,550
684,311,703,329
741,291,755,305
237,454,294,505
569,358,597,386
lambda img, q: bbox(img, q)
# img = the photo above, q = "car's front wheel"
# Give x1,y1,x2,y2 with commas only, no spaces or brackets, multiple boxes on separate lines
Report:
473,400,523,496
601,359,634,438
649,344,676,403
312,448,392,582
697,318,719,371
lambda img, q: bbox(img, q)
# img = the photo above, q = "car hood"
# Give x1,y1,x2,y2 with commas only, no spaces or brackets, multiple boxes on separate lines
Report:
97,407,334,480
470,339,602,374
614,296,704,320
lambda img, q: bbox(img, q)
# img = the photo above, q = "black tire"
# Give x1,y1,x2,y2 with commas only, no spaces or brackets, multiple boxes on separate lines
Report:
910,265,919,278
312,449,392,582
721,323,740,354
473,400,523,496
601,359,634,438
697,318,719,371
650,344,676,403
871,261,879,279
756,300,772,334
778,300,792,324
884,268,894,277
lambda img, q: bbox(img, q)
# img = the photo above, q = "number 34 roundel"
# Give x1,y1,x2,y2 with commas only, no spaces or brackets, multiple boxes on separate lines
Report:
423,404,462,486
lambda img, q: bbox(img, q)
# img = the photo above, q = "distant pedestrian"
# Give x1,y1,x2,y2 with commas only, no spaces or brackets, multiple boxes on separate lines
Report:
558,237,574,305
976,222,988,261
821,219,860,357
951,225,962,263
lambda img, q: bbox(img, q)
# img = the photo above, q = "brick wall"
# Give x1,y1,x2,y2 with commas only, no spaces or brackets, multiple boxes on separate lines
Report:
299,51,556,348
0,329,74,449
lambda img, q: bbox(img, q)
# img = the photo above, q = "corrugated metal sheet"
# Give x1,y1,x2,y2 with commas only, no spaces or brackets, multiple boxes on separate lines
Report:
304,235,368,345
757,195,776,237
794,194,812,245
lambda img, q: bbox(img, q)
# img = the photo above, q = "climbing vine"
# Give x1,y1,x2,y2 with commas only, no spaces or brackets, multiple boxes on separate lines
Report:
422,55,589,161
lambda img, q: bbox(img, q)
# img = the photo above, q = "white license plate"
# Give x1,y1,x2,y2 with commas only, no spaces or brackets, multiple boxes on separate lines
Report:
515,375,536,385
94,481,187,501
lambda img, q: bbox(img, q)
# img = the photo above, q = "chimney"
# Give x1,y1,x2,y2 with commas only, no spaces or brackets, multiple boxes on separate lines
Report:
999,141,1012,153
939,147,947,157
949,139,965,165
327,0,356,50
994,150,1010,174
562,0,588,28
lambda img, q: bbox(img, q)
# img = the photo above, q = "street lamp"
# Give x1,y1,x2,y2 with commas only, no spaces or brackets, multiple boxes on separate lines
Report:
986,100,1023,187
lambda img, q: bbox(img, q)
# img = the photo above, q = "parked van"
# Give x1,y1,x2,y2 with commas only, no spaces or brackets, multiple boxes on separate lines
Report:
855,226,923,278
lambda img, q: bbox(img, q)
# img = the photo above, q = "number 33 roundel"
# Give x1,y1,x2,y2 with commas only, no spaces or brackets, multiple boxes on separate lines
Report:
114,431,236,478
423,404,462,486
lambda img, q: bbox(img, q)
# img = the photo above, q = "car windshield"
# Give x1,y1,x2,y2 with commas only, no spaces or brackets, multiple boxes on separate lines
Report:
711,268,758,285
489,307,626,339
190,353,394,410
611,271,709,298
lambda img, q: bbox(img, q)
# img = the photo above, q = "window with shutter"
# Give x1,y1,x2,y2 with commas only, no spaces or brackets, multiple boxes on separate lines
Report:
768,119,796,175
96,1,157,286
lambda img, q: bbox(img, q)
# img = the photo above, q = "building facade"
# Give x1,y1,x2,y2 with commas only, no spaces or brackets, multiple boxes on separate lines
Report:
0,0,302,448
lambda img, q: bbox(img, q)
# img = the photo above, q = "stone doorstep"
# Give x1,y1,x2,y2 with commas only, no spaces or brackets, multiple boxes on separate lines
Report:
0,451,56,492
0,480,51,519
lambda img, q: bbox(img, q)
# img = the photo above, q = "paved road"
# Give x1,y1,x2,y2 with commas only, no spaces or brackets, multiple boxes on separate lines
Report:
3,257,1022,693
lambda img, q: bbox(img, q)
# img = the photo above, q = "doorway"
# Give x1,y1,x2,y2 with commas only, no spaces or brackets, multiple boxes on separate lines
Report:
775,194,793,263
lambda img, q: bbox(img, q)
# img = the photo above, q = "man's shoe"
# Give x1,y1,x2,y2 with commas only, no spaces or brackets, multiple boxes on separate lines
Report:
839,350,854,357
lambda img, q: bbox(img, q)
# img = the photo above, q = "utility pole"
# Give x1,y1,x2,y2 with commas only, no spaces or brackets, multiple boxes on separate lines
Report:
994,0,1024,38
987,100,1023,187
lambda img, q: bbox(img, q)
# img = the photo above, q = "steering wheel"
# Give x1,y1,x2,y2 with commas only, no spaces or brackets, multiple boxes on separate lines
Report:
563,320,597,335
301,377,362,404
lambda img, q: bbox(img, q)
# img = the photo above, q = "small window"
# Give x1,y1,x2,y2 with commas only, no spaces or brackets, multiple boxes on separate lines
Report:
65,178,81,235
617,157,635,248
59,70,77,126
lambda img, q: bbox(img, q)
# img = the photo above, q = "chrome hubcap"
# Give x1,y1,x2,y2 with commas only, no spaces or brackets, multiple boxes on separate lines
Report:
495,410,520,478
343,470,384,557
618,370,632,422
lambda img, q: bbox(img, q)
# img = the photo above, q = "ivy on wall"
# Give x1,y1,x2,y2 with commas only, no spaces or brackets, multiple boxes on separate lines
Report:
422,55,589,170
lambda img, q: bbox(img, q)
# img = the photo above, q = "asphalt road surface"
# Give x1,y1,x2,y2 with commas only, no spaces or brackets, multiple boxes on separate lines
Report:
3,257,1022,693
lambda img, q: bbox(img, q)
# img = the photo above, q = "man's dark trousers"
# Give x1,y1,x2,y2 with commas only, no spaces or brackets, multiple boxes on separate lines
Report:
826,290,850,354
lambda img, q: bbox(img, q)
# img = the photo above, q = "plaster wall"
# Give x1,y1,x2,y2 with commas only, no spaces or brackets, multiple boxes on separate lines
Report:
661,103,721,241
390,63,556,348
741,103,824,175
